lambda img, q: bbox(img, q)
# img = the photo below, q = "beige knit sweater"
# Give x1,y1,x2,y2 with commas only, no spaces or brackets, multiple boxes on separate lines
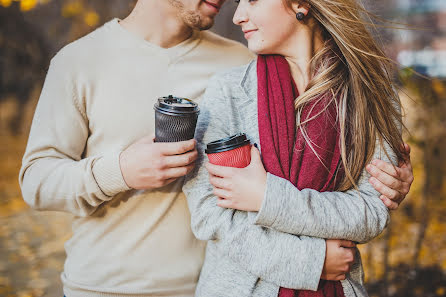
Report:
19,19,254,297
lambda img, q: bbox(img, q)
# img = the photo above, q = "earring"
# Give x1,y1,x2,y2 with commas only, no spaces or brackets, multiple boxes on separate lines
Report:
296,12,305,21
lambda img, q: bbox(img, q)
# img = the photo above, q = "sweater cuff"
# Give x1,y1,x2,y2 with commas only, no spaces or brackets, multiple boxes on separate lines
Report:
304,238,326,290
252,173,282,227
92,151,131,197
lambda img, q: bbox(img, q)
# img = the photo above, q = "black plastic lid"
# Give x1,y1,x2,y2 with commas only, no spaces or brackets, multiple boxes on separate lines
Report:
154,95,199,115
205,133,250,154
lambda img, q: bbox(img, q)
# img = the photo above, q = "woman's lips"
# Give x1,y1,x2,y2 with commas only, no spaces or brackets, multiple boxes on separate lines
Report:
243,30,257,39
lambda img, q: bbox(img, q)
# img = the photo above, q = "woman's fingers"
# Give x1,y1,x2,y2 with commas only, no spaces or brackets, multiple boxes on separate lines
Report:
205,163,235,178
213,187,232,200
209,175,231,190
339,240,356,248
216,198,232,208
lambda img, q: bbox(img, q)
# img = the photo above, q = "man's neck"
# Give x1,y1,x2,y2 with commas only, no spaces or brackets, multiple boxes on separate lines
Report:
120,0,193,48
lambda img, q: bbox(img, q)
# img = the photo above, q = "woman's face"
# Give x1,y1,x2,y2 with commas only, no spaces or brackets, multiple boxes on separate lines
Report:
233,0,299,55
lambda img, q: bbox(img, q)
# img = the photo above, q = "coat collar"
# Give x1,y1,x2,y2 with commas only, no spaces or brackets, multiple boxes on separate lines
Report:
239,59,258,103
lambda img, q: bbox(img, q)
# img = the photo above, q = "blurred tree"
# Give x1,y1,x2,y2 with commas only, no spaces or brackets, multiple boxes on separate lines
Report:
0,1,48,133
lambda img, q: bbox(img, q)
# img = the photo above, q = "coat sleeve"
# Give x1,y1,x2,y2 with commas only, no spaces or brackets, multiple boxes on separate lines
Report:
183,74,326,290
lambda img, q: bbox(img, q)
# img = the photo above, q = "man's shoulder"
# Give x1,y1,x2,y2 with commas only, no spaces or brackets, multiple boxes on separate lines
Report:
199,31,254,61
51,21,112,67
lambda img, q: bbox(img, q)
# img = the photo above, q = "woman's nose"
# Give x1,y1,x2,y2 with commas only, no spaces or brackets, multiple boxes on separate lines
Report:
233,3,248,25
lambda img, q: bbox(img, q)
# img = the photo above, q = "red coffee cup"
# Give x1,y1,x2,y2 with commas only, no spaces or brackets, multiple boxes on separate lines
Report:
205,133,251,168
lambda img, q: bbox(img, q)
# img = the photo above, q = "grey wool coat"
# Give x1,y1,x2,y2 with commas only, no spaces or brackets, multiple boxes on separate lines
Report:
183,60,398,297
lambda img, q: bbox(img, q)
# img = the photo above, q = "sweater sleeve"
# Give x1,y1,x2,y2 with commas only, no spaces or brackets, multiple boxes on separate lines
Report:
19,53,130,217
183,75,326,290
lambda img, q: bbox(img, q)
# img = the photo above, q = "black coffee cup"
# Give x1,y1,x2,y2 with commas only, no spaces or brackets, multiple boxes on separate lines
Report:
154,95,200,142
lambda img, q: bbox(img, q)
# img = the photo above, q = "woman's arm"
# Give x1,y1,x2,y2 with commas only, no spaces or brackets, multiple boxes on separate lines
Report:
183,74,328,290
254,140,394,243
207,142,391,243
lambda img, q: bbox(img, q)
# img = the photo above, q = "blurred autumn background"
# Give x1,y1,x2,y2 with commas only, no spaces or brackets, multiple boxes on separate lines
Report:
0,0,445,296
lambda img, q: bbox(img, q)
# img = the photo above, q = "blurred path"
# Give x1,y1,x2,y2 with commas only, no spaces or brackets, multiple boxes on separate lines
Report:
0,134,72,297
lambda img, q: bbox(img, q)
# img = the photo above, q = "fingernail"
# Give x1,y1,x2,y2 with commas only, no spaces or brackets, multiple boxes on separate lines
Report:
372,159,379,166
366,164,372,171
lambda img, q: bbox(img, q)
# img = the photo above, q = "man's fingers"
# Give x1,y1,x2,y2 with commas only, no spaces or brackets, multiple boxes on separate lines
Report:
159,178,177,188
397,162,414,186
367,163,411,193
159,139,196,155
380,195,399,210
162,164,195,179
163,150,198,168
205,163,235,178
403,143,411,160
370,159,398,177
369,176,401,201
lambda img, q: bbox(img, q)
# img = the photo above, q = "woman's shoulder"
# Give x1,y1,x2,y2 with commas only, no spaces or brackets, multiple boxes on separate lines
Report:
207,59,257,91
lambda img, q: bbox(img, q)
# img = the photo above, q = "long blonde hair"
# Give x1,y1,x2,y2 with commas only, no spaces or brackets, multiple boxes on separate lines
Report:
285,0,406,191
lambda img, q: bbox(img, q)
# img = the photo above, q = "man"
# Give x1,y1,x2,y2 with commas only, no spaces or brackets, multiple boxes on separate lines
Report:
19,0,413,296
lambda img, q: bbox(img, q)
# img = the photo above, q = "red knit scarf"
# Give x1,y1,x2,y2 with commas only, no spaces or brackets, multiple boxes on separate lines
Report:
257,55,345,297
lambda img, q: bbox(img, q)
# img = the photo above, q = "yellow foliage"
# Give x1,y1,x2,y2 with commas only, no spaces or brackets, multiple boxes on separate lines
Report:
0,0,12,8
84,11,99,27
20,0,38,11
62,1,83,18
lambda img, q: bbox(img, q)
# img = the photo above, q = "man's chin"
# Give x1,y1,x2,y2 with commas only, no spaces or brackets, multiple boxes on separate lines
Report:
192,16,215,31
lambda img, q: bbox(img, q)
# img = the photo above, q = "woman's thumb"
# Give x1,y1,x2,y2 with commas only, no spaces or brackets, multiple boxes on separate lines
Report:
250,144,262,163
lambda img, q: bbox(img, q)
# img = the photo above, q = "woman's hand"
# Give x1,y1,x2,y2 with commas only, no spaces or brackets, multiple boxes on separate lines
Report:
366,143,414,210
205,145,267,212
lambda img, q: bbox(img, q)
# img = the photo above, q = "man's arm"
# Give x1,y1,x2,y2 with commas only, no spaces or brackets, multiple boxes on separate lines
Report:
19,53,197,217
19,54,130,217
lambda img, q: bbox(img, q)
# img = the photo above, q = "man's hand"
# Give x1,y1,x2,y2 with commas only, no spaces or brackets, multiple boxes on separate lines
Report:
120,135,197,189
366,143,414,210
321,239,356,281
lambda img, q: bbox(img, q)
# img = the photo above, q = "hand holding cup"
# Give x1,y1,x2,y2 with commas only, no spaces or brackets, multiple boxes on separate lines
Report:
120,135,197,190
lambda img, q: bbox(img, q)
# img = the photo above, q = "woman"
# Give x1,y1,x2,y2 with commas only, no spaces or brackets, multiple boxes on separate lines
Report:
183,0,411,296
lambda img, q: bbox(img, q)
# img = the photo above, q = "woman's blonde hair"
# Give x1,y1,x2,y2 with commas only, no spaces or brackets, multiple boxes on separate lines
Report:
284,0,407,191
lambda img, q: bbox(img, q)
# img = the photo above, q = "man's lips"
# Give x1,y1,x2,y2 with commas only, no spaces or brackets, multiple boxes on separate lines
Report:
203,0,222,11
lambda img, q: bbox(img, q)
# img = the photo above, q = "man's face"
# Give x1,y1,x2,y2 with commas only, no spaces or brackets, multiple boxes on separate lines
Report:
168,0,226,30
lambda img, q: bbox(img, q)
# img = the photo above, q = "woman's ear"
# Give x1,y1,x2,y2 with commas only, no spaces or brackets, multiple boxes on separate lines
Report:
291,1,310,17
